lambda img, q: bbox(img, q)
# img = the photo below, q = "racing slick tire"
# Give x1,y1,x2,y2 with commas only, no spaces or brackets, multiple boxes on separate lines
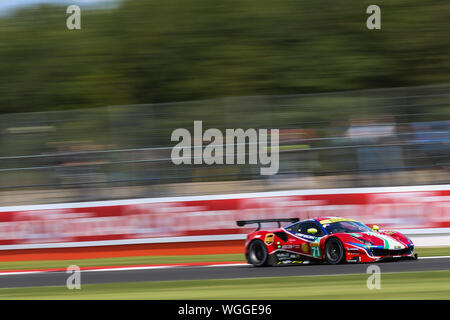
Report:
325,237,345,265
247,240,270,267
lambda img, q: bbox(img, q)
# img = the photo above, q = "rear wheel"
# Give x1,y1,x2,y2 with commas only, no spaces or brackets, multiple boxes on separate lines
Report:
247,240,269,267
325,238,345,264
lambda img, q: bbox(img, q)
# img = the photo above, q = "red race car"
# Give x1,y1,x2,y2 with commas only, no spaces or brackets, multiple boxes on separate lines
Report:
237,217,417,266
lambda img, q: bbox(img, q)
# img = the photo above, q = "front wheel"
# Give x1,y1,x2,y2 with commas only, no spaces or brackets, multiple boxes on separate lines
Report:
325,238,345,264
247,240,269,267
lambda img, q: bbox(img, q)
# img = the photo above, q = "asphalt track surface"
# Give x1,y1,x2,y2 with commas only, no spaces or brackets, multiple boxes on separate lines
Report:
1,257,449,289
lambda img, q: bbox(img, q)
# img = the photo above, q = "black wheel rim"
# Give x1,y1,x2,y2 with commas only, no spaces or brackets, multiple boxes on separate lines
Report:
327,241,342,262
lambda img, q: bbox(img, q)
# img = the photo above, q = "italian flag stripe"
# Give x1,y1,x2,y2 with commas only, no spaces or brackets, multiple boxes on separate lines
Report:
383,238,389,249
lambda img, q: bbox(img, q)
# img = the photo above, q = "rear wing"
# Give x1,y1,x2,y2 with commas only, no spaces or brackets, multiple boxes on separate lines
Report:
236,218,299,231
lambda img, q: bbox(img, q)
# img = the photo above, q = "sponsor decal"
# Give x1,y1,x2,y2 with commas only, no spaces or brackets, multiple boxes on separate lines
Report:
265,233,274,245
276,252,301,261
299,234,316,240
301,243,309,253
277,260,305,265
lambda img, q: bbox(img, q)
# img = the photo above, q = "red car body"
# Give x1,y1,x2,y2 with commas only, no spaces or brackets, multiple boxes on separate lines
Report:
239,217,416,266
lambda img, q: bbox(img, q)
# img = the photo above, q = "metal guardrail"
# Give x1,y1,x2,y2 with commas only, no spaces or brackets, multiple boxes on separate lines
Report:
0,84,448,205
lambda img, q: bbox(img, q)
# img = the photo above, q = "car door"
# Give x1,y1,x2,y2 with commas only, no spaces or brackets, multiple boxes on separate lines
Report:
285,221,324,257
282,221,315,256
297,221,324,258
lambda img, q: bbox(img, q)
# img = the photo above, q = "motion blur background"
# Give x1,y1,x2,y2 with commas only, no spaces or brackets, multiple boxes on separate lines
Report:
0,0,448,206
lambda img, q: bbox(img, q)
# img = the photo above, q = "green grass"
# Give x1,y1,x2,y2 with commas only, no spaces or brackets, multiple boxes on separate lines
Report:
0,247,448,271
2,270,450,299
415,246,450,257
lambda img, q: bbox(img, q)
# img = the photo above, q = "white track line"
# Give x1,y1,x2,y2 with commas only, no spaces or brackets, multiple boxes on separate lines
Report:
0,256,448,277
0,271,43,276
83,266,179,272
419,255,450,259
203,263,248,268
0,263,248,276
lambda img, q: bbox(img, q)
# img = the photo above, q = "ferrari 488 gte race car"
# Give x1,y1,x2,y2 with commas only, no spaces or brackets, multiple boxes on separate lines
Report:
237,217,418,266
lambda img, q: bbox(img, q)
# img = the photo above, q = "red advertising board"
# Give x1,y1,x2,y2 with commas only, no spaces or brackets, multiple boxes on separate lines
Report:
0,186,449,248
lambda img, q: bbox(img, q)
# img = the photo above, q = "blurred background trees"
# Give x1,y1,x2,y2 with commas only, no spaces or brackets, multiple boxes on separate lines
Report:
0,0,448,114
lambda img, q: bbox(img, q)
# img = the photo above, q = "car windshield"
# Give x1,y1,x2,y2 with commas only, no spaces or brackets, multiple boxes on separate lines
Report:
323,221,371,234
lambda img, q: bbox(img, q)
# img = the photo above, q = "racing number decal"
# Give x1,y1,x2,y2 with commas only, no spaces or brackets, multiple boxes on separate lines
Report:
265,233,274,245
310,244,321,258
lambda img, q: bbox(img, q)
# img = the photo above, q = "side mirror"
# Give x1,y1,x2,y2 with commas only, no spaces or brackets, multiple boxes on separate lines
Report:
372,225,379,232
307,228,318,235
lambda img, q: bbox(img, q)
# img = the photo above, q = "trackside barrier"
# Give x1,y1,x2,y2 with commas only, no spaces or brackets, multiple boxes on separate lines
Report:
0,184,449,250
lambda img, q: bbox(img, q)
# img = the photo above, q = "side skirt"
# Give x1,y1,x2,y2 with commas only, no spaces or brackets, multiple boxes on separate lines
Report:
269,251,323,266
